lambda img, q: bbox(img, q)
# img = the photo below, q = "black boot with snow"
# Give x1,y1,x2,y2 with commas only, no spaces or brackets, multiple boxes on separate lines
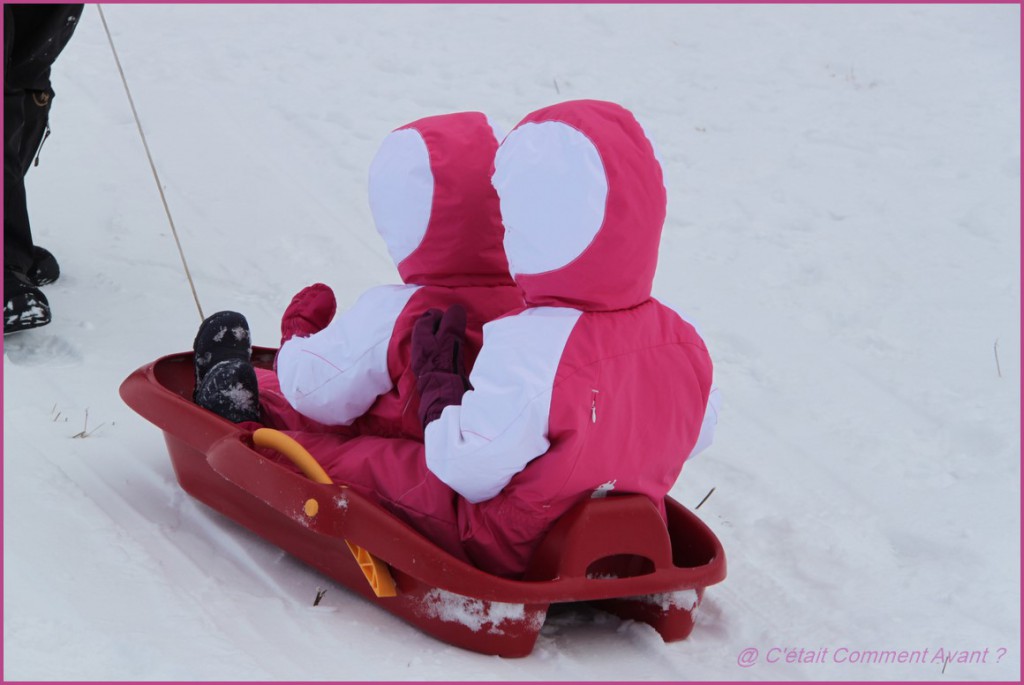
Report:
28,246,60,286
193,310,253,398
4,268,51,334
194,358,261,423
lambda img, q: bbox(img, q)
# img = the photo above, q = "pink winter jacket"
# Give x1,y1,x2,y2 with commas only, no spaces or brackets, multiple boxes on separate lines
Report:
426,100,715,575
260,112,523,441
302,100,716,579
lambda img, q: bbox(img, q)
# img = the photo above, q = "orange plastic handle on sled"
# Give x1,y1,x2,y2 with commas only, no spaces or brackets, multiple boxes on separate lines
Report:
252,428,333,484
251,428,397,598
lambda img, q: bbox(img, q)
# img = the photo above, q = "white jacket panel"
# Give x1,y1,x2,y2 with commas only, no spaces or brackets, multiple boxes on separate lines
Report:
276,284,420,426
424,307,582,503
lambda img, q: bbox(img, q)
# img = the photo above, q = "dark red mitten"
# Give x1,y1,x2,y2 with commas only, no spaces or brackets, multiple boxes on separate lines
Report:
411,304,471,426
280,283,337,345
417,372,471,426
411,308,444,378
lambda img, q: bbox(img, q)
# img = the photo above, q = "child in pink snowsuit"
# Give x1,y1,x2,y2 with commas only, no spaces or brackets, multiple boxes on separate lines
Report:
302,99,716,578
193,111,523,445
266,110,523,440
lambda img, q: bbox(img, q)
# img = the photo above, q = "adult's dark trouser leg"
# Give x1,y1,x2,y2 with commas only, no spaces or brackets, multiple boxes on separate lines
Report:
4,88,34,275
4,3,81,276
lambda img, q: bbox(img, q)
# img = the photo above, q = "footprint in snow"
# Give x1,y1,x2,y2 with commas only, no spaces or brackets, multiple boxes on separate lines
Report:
3,332,83,367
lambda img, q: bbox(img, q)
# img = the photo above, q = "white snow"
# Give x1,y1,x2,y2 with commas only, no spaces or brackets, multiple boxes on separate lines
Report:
219,381,256,414
628,589,701,614
2,4,1019,681
418,588,536,636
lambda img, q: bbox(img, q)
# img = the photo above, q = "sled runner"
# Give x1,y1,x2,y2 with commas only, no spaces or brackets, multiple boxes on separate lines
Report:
120,348,727,657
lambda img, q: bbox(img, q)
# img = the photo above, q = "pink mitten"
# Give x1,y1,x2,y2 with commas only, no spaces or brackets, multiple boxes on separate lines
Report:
280,283,337,344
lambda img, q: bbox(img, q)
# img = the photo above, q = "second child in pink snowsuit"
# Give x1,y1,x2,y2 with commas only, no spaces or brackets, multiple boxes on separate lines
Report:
303,99,716,578
250,111,524,443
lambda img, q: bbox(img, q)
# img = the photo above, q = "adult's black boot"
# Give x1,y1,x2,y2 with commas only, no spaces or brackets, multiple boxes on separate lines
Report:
4,268,51,334
28,246,60,286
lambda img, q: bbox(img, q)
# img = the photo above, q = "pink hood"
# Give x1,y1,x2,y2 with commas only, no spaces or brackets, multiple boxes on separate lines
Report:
492,100,667,311
369,112,514,288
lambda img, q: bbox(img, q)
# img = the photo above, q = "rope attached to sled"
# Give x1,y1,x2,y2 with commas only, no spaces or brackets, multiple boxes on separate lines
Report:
96,5,205,321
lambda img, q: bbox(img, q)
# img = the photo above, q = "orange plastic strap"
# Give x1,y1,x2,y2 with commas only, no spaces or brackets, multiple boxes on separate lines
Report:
252,428,397,598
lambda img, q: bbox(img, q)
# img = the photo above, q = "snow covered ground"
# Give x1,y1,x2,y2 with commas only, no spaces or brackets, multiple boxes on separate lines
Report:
3,3,1019,681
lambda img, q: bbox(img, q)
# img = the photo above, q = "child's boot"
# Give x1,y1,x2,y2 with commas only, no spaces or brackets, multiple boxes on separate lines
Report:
194,358,261,423
193,310,253,398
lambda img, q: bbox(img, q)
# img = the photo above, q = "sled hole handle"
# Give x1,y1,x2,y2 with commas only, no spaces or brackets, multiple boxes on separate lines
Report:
250,428,397,598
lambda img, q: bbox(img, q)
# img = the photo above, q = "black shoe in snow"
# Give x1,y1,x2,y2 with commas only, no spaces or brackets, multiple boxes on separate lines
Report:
193,310,253,398
194,358,261,423
28,246,60,286
4,268,52,335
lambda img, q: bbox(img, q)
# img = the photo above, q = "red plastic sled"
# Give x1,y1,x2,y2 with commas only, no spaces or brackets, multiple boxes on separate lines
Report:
120,348,727,657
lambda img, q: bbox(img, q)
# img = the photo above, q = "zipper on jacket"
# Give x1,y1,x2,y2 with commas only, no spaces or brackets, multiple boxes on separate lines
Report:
591,389,599,423
33,124,52,167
